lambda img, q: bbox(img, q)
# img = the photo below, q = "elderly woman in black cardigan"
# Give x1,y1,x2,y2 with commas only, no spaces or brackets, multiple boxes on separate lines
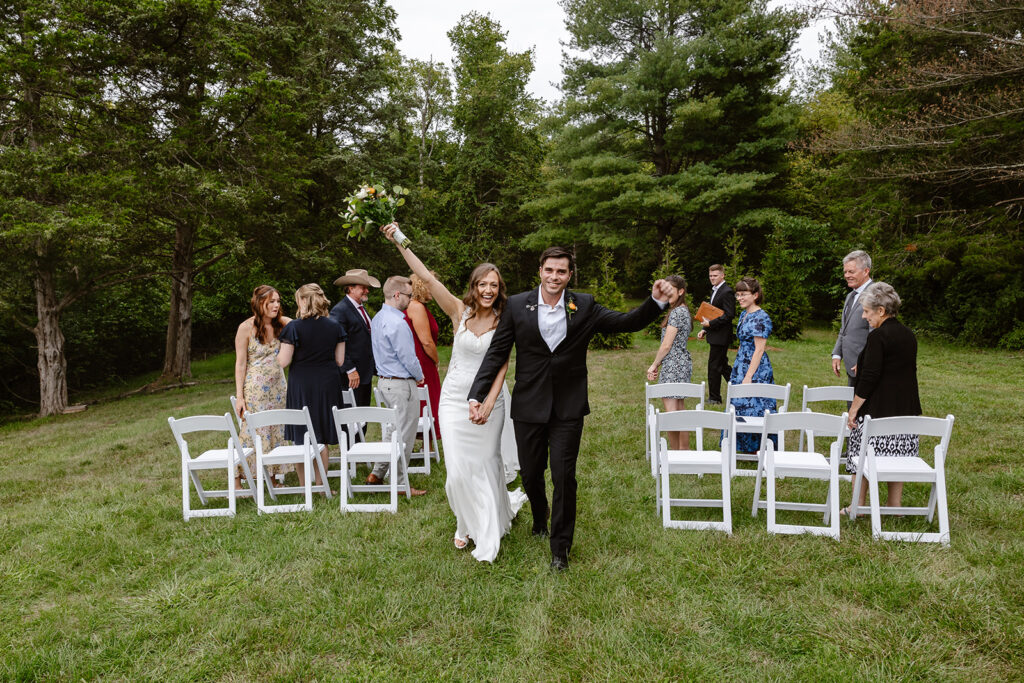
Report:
843,281,921,513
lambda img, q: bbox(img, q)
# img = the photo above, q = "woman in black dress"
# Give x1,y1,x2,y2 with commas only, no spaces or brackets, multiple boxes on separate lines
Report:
844,281,921,513
277,283,346,489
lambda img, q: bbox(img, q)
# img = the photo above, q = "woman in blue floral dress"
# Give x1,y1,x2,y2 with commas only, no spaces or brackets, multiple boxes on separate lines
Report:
729,277,776,453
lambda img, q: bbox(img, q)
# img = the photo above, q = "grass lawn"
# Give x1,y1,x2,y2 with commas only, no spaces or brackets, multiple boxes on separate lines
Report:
2,326,1023,679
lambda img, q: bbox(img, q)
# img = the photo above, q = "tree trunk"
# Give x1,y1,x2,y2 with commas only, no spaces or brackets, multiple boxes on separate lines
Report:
33,265,68,416
160,221,195,381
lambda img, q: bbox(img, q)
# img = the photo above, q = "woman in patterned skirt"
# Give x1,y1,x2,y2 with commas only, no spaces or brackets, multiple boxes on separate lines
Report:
646,275,693,449
234,285,292,487
729,277,777,454
844,282,921,513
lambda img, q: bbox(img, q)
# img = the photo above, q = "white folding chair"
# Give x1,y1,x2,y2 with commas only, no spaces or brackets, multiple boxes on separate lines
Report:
644,381,706,476
408,386,439,474
798,385,855,453
168,413,255,521
654,407,735,533
245,407,331,513
373,386,387,408
751,411,848,540
725,382,791,476
229,395,280,498
332,406,410,512
849,414,955,546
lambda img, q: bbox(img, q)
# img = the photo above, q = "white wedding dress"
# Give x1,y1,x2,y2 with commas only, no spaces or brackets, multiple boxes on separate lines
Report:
439,311,527,562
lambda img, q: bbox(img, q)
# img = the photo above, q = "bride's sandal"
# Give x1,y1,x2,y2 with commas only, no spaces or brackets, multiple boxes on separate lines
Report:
453,534,469,549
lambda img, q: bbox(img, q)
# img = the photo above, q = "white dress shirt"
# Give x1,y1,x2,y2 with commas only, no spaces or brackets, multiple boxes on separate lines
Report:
538,287,567,351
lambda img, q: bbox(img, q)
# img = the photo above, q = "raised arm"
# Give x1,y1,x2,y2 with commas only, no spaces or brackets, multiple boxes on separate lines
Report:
381,223,463,324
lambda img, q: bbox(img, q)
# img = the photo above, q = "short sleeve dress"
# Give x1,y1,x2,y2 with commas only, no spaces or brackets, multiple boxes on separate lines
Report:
280,316,347,446
729,308,777,454
658,305,693,393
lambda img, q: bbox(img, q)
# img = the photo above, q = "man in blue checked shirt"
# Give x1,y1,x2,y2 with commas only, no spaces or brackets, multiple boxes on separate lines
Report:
367,275,426,495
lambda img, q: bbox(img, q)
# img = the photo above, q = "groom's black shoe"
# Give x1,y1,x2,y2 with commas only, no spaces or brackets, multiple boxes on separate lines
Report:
550,555,568,572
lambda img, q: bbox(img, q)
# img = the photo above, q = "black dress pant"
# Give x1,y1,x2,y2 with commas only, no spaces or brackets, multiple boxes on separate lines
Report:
707,343,732,401
513,417,585,561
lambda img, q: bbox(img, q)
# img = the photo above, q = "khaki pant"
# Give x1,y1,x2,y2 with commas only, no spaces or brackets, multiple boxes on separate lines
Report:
371,378,419,479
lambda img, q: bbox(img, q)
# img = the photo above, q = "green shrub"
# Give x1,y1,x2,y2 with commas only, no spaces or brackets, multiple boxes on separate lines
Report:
589,252,633,350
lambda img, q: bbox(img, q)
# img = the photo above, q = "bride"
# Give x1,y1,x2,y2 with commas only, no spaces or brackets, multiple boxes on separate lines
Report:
382,223,526,562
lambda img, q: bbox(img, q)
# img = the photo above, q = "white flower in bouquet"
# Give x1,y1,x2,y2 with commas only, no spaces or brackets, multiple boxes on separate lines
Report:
341,182,412,246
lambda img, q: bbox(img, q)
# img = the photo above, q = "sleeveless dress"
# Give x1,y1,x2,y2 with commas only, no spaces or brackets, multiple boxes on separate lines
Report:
729,309,777,454
439,310,527,563
404,304,441,436
658,306,693,391
238,335,292,476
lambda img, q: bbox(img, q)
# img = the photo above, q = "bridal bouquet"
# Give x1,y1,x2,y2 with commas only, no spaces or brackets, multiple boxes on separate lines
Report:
341,182,412,246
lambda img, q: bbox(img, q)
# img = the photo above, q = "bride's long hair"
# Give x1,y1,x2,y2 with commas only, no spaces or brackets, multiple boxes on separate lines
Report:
462,263,507,326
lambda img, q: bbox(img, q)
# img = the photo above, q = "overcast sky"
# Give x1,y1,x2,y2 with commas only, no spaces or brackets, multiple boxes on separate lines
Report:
388,0,829,103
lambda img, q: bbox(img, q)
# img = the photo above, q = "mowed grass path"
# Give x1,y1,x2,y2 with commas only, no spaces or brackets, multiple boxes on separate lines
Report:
1,328,1022,679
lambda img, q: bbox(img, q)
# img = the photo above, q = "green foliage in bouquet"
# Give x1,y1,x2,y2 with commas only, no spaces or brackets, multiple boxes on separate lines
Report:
341,183,410,240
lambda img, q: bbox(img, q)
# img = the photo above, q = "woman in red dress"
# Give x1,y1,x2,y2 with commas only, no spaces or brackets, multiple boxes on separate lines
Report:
405,273,441,436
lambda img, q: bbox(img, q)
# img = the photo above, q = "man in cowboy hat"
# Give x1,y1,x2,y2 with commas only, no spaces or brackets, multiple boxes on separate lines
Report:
330,269,381,413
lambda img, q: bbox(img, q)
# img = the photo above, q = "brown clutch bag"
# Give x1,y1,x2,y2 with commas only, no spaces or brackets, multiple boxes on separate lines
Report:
694,301,724,323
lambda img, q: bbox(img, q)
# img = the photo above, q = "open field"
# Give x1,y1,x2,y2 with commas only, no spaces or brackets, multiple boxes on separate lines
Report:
2,327,1023,679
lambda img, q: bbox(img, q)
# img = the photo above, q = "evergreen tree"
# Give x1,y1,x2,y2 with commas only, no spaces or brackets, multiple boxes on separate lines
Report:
527,0,806,287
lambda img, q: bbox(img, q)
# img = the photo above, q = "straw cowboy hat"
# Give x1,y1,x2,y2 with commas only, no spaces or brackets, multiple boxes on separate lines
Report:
333,269,381,288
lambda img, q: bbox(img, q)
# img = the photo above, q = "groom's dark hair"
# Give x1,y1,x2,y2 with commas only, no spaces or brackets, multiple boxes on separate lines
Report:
539,246,575,274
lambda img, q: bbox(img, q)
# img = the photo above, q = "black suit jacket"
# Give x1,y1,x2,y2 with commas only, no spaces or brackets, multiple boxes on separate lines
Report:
469,289,663,422
854,317,921,419
329,297,375,384
705,283,735,346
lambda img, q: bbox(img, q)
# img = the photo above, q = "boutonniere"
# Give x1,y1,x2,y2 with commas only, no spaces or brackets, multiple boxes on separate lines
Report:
526,304,537,312
566,296,578,320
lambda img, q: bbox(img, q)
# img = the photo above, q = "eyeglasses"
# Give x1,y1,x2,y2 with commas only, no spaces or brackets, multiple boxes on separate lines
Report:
396,290,413,299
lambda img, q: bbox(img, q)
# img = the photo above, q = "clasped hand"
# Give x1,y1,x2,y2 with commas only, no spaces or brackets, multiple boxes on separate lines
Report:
467,401,492,425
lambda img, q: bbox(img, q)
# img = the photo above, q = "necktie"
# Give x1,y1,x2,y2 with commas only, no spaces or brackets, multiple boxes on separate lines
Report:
843,292,855,324
358,305,371,330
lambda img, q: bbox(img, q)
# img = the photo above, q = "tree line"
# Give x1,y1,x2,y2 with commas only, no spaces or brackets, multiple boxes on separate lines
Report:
2,0,1021,416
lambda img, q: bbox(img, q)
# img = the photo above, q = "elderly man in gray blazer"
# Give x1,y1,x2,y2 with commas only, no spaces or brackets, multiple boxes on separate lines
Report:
832,250,873,385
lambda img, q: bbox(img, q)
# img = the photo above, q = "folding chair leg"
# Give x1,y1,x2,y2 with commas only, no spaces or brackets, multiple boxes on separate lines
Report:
926,483,938,524
182,461,190,521
227,466,236,516
304,451,313,511
766,460,776,531
868,472,883,541
850,470,864,520
390,451,399,513
828,471,840,537
721,459,732,534
935,473,950,547
661,460,672,528
751,461,764,518
189,470,209,506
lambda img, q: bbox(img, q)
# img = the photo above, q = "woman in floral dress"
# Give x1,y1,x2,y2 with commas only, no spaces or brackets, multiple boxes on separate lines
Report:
729,277,777,454
646,275,693,449
234,285,292,486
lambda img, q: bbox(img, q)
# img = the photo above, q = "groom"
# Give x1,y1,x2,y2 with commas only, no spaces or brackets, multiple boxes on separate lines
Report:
469,247,670,571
